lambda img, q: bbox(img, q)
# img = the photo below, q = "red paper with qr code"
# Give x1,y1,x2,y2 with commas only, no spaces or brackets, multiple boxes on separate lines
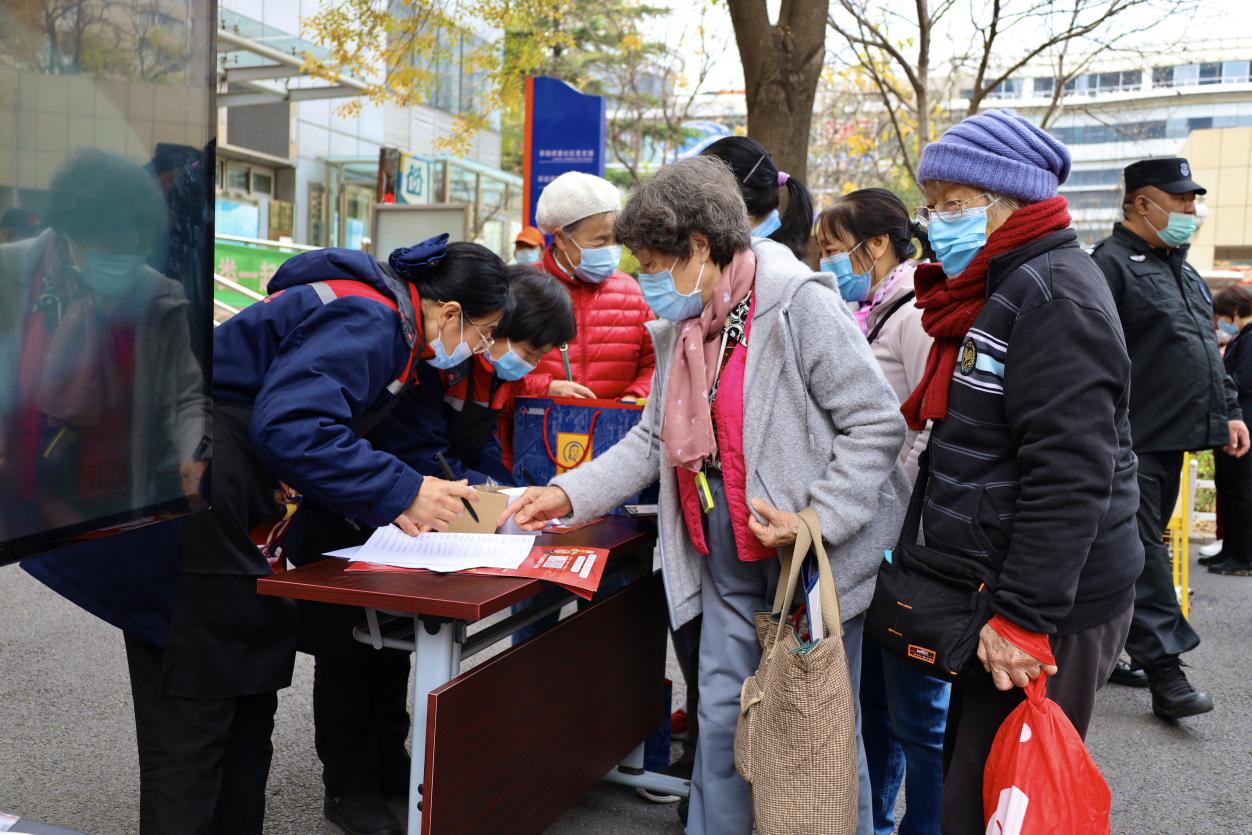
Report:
346,545,609,600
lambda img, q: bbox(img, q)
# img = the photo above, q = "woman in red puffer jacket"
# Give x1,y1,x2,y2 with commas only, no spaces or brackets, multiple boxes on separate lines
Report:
520,171,654,401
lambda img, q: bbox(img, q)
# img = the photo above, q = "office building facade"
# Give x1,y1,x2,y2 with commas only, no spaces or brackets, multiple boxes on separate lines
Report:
973,40,1252,261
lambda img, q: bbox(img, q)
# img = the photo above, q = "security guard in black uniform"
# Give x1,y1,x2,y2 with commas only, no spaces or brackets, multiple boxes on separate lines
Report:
1091,157,1250,720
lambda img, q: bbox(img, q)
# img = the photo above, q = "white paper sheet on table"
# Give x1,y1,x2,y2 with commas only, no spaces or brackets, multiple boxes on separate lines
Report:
326,526,535,573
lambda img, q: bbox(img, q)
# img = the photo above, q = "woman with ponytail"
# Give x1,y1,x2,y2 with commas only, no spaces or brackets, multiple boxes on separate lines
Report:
702,136,814,261
816,188,945,835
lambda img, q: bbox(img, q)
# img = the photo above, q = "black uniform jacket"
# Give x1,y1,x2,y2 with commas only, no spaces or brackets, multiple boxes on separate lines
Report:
1091,224,1241,453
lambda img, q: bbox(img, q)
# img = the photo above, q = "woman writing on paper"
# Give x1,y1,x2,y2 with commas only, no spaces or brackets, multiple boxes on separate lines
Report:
125,235,508,835
289,265,577,835
502,156,908,835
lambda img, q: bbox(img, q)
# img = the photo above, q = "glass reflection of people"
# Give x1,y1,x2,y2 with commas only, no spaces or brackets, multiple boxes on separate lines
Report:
146,142,212,367
0,207,40,244
0,148,208,543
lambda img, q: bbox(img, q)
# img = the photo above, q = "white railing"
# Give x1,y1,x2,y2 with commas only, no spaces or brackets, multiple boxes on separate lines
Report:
214,233,318,252
214,272,266,302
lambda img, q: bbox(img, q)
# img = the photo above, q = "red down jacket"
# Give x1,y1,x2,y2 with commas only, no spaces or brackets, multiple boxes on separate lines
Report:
519,246,655,399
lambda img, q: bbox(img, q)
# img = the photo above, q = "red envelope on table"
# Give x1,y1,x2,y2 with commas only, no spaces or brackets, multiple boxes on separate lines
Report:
345,544,609,600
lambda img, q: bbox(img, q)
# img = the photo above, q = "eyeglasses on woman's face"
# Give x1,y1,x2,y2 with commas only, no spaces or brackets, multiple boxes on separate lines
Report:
915,192,998,224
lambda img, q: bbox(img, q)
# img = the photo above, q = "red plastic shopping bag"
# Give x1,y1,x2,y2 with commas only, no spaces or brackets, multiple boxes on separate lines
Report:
982,660,1111,834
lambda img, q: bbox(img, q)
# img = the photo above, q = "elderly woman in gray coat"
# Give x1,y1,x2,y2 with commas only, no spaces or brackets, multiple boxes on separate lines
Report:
503,156,907,835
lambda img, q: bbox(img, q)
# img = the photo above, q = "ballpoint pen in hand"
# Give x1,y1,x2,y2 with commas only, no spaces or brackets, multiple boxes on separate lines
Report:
435,451,479,523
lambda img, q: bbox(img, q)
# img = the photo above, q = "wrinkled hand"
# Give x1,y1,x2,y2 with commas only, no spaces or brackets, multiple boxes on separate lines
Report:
498,485,573,531
1226,419,1250,458
549,380,595,399
394,477,477,535
747,498,802,549
977,621,1058,691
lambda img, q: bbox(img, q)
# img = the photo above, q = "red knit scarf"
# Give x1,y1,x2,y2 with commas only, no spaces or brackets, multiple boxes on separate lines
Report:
901,196,1072,431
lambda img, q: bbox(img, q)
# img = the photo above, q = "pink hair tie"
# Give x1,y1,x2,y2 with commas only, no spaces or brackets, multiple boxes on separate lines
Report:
777,171,790,186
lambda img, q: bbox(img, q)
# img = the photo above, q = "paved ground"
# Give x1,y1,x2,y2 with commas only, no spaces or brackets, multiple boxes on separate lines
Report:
0,544,1248,834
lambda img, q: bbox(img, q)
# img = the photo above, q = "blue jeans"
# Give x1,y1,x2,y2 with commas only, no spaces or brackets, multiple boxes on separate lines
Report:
860,644,949,835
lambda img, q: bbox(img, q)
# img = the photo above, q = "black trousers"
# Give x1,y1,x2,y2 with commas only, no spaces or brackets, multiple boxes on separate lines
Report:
302,600,412,798
1124,450,1202,669
670,614,702,760
940,606,1132,835
1214,446,1252,565
125,634,278,835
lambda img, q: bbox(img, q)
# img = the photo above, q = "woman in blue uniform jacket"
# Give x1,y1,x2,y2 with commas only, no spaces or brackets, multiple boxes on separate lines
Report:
290,266,577,835
128,234,510,835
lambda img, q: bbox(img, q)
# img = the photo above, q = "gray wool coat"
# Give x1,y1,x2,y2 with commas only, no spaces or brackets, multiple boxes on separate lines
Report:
553,238,909,629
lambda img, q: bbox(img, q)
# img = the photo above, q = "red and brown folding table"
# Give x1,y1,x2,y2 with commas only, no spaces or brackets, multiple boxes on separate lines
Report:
257,516,688,835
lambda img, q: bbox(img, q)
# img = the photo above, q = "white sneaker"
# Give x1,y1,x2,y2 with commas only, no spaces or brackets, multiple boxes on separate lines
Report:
1200,540,1224,557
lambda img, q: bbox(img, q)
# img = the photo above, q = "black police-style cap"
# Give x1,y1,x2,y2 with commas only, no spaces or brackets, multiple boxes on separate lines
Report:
1124,157,1207,195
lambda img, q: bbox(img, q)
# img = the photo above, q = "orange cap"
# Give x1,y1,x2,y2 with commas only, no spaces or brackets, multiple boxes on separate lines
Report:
515,225,545,248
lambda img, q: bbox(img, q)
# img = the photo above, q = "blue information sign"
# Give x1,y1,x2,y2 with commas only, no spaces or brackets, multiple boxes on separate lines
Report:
523,76,607,229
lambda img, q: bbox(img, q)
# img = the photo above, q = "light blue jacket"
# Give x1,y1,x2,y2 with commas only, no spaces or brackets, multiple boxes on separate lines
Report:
553,238,908,628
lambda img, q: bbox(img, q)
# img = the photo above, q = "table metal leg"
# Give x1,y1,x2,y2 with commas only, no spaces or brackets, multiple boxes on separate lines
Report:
408,617,463,835
602,742,691,798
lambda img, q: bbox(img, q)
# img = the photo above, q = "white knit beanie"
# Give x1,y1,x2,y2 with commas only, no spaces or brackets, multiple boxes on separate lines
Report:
534,172,621,234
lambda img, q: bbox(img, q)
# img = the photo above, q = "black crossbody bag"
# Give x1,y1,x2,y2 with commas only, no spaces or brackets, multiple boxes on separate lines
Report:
865,453,997,681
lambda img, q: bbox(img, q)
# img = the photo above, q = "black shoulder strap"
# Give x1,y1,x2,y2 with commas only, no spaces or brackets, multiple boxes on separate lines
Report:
897,450,929,549
866,291,916,345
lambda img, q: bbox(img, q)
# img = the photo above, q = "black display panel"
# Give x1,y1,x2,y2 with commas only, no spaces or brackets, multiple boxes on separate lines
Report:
0,1,214,564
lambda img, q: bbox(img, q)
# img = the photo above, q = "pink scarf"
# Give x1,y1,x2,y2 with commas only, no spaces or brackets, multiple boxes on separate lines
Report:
663,248,757,471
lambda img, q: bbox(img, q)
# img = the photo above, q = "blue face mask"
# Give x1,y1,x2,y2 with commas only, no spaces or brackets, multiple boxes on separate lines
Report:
425,314,474,369
566,237,621,284
751,209,781,238
1145,198,1198,248
928,205,992,277
514,248,542,266
639,258,706,321
1219,320,1241,336
78,253,146,298
489,340,537,381
820,243,873,303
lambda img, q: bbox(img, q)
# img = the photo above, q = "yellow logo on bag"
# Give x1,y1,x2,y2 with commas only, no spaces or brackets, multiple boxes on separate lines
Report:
555,432,592,473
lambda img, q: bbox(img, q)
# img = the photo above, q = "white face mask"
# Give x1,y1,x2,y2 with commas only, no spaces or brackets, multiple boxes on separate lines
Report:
425,313,472,369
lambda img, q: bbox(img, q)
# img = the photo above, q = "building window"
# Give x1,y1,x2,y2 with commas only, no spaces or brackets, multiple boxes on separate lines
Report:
1173,64,1200,86
987,78,1023,99
251,171,274,196
1223,60,1251,83
1199,62,1222,85
1062,189,1121,212
1033,77,1055,96
1121,70,1142,90
221,163,275,197
1152,66,1173,87
225,164,249,193
1095,72,1122,93
423,27,490,116
1066,169,1123,187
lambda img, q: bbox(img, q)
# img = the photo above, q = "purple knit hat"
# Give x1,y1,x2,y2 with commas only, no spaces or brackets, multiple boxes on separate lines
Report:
917,109,1071,203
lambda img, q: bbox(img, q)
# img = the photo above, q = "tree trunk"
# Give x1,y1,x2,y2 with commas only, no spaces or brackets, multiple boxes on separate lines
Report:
727,0,829,183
